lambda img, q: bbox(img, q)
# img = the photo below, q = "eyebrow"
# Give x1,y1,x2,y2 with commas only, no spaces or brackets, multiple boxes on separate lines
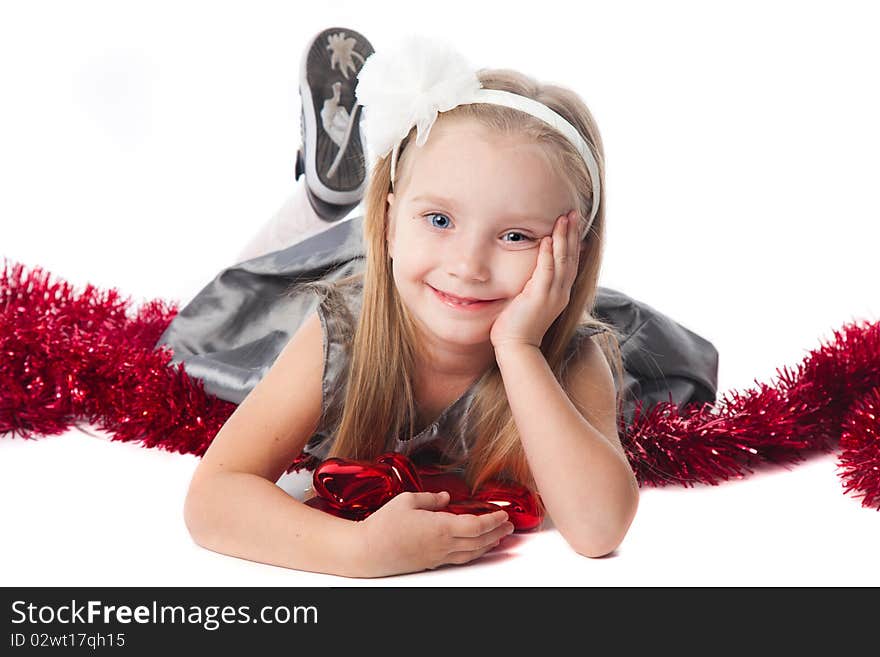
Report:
410,194,556,227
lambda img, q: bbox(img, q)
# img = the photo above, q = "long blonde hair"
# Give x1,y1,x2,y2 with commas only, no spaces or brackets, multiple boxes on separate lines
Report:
292,68,625,514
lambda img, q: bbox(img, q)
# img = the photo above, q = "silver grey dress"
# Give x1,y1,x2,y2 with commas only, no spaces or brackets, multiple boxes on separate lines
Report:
155,215,719,468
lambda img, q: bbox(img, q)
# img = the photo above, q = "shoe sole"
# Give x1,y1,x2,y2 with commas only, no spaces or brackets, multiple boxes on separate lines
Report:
299,27,374,205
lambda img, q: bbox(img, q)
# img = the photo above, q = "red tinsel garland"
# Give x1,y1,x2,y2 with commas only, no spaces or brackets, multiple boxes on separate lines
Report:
2,257,879,516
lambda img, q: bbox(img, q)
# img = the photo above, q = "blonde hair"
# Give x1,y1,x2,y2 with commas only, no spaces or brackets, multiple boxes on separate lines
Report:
291,68,625,516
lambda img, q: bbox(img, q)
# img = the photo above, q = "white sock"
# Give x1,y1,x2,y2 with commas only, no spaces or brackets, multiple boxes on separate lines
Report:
234,178,360,264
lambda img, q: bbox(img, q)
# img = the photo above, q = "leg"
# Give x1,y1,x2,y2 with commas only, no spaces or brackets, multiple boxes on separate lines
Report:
234,27,373,265
234,177,360,264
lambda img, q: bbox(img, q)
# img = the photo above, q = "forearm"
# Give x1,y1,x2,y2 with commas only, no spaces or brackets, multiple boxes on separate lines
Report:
184,472,366,578
495,345,639,557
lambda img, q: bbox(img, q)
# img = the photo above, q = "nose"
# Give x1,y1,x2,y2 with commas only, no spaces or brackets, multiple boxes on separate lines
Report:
445,233,491,282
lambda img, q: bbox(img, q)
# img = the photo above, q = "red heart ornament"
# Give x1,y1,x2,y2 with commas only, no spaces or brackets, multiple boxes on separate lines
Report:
376,451,423,492
312,458,401,510
440,500,507,516
415,466,473,502
308,452,544,532
472,480,543,532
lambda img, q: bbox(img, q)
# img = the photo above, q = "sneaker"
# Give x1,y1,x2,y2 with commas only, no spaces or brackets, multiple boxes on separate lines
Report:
296,27,374,221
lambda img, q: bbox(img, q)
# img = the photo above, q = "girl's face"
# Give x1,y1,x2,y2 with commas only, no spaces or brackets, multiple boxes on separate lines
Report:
386,117,575,354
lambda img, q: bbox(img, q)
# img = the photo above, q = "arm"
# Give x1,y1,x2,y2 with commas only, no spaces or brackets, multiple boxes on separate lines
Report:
183,310,368,578
495,337,639,558
185,472,366,577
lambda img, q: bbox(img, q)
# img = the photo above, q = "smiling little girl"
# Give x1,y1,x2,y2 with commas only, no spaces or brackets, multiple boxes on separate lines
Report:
170,29,718,578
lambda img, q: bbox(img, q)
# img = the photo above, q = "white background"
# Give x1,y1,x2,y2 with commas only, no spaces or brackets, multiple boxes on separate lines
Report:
1,0,878,586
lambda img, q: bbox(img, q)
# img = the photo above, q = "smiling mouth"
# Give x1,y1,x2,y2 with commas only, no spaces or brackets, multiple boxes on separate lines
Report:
428,284,501,308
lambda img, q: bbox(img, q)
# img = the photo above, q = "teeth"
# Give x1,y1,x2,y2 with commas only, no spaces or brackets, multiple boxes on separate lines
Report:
431,284,483,305
442,292,475,305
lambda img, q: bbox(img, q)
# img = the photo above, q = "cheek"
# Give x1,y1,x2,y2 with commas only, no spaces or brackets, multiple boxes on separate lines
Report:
390,246,432,285
390,222,420,254
396,243,430,267
505,254,540,290
392,231,435,268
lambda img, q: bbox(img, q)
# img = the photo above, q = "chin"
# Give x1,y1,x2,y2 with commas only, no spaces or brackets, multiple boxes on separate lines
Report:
434,323,493,345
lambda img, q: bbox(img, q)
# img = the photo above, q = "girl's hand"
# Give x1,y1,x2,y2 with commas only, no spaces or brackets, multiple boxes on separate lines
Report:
353,491,514,578
490,211,580,351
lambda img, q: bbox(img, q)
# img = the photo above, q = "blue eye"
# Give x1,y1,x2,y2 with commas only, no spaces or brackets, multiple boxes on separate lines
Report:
422,213,535,243
426,212,452,230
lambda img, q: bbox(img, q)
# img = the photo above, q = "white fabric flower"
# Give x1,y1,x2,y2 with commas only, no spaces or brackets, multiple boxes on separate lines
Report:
354,35,483,163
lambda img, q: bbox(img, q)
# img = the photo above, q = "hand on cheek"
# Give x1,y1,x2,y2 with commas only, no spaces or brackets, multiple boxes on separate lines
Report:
489,210,580,351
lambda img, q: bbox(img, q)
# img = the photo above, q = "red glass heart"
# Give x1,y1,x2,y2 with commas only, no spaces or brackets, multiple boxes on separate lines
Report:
312,458,401,510
376,451,423,492
308,452,545,532
440,500,506,516
473,480,543,532
416,468,472,501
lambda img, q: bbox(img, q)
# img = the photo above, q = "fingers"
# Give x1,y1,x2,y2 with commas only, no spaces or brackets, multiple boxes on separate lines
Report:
402,491,449,511
448,509,509,538
430,509,513,568
449,520,515,553
535,210,580,293
443,522,515,566
548,210,579,291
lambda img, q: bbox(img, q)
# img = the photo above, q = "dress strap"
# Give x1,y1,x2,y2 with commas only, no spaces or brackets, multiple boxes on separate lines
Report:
298,278,364,460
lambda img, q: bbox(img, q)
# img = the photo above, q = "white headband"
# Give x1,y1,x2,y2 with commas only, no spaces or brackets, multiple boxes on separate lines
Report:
355,36,601,238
